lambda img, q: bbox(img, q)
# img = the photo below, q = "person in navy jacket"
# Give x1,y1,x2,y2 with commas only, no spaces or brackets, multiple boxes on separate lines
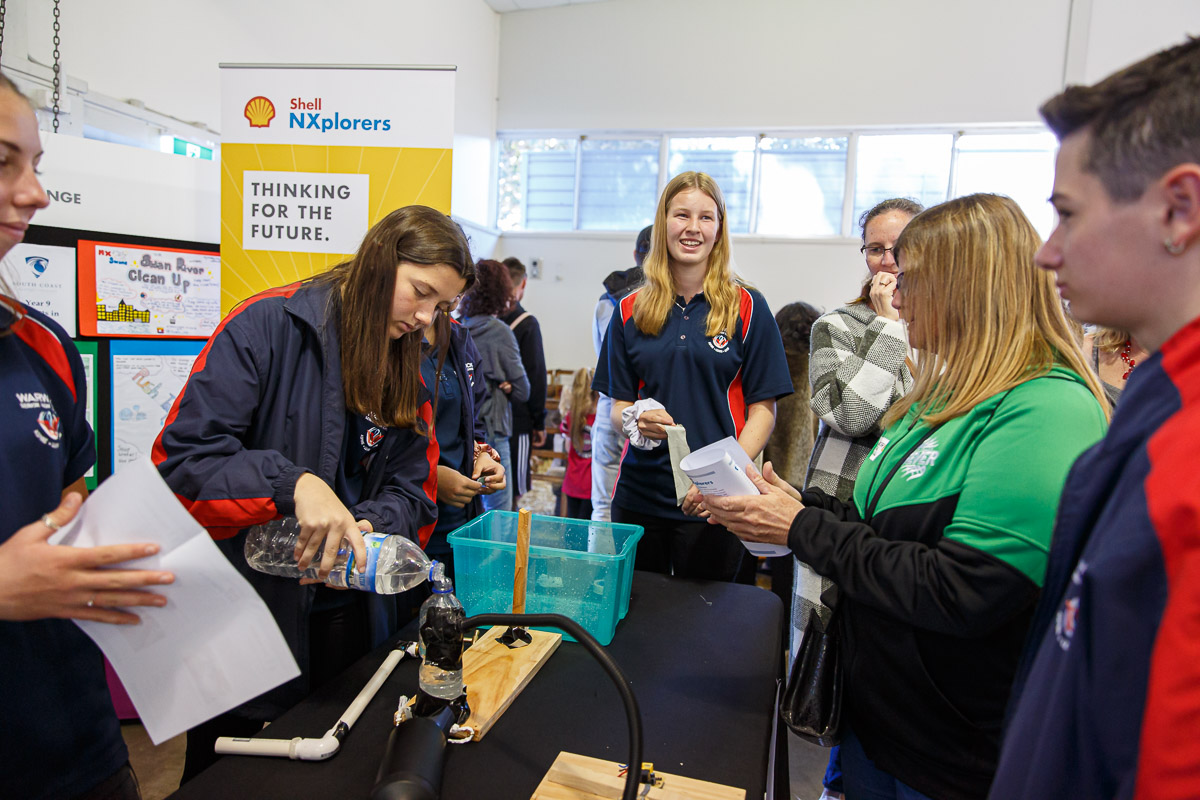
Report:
155,205,473,780
0,74,175,800
990,37,1200,800
594,171,792,582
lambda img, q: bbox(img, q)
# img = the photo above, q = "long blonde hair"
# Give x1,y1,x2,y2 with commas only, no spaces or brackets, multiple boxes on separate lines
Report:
885,193,1108,428
633,171,742,338
563,367,597,452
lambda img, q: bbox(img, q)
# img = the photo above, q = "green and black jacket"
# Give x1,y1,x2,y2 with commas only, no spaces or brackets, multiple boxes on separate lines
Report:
788,366,1107,800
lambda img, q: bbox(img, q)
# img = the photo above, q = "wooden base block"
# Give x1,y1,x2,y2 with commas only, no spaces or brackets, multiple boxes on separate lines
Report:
531,752,745,800
436,625,560,741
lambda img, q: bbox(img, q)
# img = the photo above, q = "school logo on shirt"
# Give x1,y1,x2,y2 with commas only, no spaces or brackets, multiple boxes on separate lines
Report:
361,425,385,450
708,331,730,354
900,436,939,480
35,409,62,447
1055,560,1089,651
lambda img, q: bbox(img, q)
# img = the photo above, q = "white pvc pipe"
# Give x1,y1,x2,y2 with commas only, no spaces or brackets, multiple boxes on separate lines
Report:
214,642,418,762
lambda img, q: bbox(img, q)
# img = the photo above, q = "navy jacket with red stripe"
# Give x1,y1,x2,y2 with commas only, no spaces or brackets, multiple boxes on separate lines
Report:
154,280,437,717
991,315,1200,800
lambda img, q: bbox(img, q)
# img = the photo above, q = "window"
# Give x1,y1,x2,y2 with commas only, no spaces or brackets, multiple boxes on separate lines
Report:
951,132,1059,239
496,128,1057,238
755,137,848,237
497,137,576,231
668,137,756,233
578,138,659,231
853,134,954,226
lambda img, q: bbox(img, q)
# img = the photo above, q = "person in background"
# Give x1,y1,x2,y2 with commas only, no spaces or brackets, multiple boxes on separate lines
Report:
595,171,792,582
500,257,548,507
590,224,650,522
155,205,471,781
704,193,1108,800
991,37,1200,799
418,307,506,577
1080,325,1150,407
761,301,821,621
0,71,174,800
560,367,598,520
803,198,921,799
460,260,530,514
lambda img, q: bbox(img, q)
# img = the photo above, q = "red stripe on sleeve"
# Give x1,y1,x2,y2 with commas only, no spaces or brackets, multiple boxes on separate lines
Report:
1136,324,1200,799
727,368,746,437
175,494,279,539
738,287,754,340
12,312,76,401
619,289,640,325
415,398,440,548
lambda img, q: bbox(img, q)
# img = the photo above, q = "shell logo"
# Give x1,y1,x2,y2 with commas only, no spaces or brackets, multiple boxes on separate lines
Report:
244,96,276,128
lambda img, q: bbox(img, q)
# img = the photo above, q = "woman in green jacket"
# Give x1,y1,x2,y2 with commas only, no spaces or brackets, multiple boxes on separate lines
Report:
703,194,1109,800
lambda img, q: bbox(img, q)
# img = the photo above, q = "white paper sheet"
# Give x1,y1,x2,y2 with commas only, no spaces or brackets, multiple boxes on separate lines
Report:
679,437,791,558
50,458,300,744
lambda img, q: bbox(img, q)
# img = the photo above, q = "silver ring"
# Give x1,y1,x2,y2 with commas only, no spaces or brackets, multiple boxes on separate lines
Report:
86,596,96,609
41,514,61,532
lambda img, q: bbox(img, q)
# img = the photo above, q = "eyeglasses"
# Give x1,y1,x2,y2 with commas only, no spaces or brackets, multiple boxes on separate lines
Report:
895,272,905,293
860,244,897,260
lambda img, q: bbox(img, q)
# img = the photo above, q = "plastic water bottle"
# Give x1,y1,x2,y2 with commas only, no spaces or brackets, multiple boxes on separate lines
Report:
243,517,431,594
418,562,465,699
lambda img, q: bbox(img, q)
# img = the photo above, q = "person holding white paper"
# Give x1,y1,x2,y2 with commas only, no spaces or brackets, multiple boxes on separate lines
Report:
593,171,792,582
155,205,473,780
0,74,174,800
703,195,1109,799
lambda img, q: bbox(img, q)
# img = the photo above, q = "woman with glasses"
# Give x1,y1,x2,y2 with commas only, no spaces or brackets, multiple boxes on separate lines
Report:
801,197,921,799
704,194,1109,800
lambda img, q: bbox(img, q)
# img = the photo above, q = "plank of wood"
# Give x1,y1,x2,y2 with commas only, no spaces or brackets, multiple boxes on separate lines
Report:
531,752,745,800
462,625,559,740
514,509,532,613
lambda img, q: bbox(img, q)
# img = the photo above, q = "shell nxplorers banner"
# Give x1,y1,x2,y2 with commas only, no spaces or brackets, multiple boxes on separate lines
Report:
219,64,455,314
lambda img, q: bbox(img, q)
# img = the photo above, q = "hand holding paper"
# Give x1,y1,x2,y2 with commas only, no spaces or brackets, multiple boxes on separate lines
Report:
703,461,803,556
679,438,792,557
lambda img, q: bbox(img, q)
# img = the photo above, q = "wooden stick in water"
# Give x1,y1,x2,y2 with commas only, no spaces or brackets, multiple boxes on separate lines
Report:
513,508,532,614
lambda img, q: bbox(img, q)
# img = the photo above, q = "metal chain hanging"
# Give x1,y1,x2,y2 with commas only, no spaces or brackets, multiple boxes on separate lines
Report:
0,0,7,67
51,0,61,132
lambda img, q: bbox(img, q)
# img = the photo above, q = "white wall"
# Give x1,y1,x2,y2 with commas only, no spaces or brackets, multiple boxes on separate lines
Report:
497,0,1072,130
17,0,500,226
1082,0,1200,82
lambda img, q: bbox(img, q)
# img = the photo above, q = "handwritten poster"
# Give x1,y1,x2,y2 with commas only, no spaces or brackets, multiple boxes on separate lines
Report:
110,341,203,472
1,243,77,335
79,240,220,338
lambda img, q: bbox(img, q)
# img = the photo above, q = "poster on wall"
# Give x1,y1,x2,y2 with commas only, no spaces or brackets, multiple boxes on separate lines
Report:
74,340,99,490
78,241,220,339
219,63,454,314
1,243,77,335
109,340,203,473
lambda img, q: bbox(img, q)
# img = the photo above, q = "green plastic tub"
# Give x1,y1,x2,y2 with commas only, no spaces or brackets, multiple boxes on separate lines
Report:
447,511,643,645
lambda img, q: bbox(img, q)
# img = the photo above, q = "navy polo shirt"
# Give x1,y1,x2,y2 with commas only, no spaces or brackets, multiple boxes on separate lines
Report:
0,301,127,799
593,286,792,521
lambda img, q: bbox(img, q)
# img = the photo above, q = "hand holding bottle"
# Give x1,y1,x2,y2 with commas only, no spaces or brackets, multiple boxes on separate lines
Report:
293,473,367,580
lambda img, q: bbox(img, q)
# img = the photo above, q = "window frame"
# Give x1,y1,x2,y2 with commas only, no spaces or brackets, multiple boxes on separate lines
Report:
495,124,1054,241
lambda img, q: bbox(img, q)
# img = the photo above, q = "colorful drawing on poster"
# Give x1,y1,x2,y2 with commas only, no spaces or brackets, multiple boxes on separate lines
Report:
78,240,220,338
2,243,78,336
110,340,203,473
74,340,99,489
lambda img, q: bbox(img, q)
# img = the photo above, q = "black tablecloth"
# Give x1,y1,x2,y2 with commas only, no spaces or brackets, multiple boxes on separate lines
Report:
171,572,784,799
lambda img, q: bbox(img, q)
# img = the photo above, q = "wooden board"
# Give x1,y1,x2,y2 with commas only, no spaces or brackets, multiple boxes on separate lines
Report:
409,625,560,741
531,752,745,800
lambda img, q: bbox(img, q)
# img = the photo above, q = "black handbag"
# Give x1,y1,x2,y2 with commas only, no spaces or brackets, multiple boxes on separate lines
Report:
779,604,843,746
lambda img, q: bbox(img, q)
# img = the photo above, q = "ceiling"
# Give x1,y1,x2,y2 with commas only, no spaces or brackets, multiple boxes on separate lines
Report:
484,0,610,12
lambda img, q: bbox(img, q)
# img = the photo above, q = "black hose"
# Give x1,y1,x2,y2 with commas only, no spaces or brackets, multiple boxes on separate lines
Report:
463,613,643,800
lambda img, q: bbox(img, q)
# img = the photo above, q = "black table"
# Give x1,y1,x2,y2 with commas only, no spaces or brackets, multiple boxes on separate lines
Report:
172,572,785,799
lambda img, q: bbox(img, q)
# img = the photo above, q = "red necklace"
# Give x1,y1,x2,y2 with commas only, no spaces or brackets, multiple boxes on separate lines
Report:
1120,339,1137,380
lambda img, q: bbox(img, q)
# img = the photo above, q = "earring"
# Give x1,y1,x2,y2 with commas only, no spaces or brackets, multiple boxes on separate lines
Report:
1164,237,1186,255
